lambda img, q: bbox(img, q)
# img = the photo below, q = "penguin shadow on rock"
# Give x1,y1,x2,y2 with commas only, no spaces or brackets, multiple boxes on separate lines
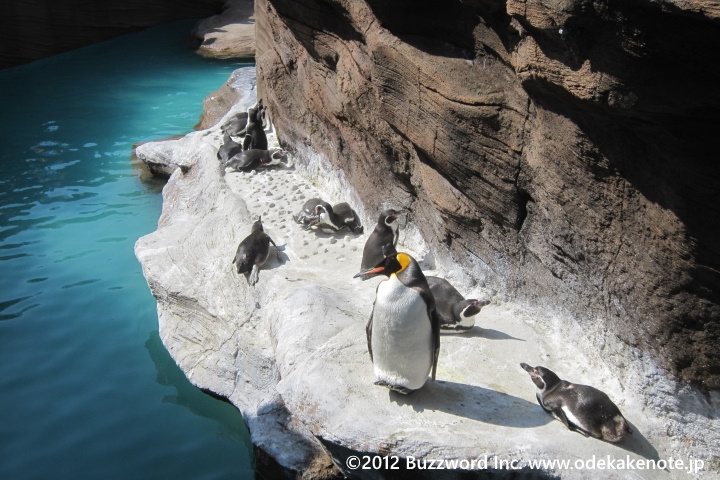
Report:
264,242,289,270
390,379,551,429
452,326,525,342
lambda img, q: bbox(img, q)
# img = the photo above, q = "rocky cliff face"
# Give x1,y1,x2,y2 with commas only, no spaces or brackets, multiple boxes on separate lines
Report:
255,0,720,392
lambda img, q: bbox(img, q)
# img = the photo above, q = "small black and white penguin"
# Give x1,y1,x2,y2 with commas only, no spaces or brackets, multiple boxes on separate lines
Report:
292,198,331,227
426,276,489,333
217,132,243,164
225,148,287,172
315,202,364,234
232,216,278,285
242,100,268,151
359,208,401,273
354,253,440,394
220,111,249,137
520,363,633,443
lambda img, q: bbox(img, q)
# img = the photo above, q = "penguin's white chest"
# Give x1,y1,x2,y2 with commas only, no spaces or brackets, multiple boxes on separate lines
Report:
389,221,399,245
371,275,433,390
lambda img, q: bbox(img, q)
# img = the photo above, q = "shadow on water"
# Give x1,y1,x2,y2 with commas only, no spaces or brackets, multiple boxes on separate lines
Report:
144,330,251,445
391,379,551,429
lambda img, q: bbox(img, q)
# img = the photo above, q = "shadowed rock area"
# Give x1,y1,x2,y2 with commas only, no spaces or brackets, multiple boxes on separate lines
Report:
255,0,720,393
193,0,256,60
0,0,224,68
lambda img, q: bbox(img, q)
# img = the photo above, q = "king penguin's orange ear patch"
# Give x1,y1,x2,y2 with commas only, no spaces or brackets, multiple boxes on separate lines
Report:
396,253,411,272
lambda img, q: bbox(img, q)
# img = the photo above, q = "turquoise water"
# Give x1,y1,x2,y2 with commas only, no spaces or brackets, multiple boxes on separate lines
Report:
0,21,254,480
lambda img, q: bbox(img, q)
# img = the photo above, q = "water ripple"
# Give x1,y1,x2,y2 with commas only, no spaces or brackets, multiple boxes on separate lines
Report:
0,294,40,321
0,252,30,261
61,279,101,289
0,303,40,321
54,249,101,263
0,21,252,479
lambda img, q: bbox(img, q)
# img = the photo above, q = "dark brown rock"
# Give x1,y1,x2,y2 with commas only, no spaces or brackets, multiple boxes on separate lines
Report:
0,0,224,68
255,0,720,391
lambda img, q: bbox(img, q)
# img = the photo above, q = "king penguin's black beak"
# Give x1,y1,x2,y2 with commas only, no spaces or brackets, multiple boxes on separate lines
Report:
353,266,385,280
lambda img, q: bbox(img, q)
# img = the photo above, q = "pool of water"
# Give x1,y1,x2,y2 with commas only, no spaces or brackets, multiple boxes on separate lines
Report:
0,20,255,480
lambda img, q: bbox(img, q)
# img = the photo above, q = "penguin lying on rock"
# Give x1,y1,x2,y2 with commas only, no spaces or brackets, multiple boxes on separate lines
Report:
225,149,287,172
426,276,489,333
216,132,243,164
232,217,278,286
354,253,440,394
359,209,401,274
314,202,363,234
220,111,249,137
520,363,633,443
292,198,331,228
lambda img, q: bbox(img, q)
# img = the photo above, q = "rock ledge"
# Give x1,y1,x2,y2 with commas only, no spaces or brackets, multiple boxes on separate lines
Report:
135,68,719,479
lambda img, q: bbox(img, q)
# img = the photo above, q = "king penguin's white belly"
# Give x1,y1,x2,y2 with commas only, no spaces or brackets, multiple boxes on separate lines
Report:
371,276,433,390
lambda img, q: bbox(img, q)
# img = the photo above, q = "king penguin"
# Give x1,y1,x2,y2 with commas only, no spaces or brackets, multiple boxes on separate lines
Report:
354,253,440,394
520,363,633,442
359,209,401,273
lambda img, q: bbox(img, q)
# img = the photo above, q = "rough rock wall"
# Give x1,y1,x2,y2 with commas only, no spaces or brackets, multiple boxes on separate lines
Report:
0,0,223,68
255,0,719,391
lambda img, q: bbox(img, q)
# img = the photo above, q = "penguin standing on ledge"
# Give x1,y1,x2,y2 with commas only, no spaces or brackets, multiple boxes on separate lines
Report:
520,363,633,443
354,253,440,394
359,209,401,273
242,100,268,151
426,276,489,332
232,217,278,285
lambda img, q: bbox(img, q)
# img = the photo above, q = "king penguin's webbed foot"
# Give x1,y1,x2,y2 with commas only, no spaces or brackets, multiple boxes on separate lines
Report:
388,385,415,395
374,381,415,395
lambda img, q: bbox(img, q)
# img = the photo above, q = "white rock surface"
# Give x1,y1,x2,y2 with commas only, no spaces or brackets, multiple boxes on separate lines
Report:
135,70,719,479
